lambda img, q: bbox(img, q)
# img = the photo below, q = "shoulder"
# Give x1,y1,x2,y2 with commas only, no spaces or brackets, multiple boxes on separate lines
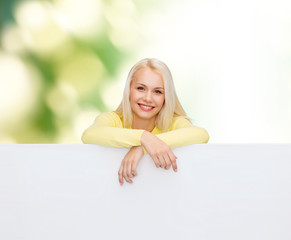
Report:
168,117,195,130
93,112,123,127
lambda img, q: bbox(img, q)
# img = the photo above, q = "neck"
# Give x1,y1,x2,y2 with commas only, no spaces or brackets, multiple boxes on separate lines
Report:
132,117,156,132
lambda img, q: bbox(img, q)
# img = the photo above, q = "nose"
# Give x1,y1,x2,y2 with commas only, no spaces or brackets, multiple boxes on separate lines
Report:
143,90,152,103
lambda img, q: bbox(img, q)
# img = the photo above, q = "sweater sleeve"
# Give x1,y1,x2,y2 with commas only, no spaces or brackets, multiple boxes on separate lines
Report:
81,112,145,148
155,117,210,149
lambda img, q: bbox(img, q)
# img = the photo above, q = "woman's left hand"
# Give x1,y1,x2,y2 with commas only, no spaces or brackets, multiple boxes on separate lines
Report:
118,146,144,186
141,131,178,172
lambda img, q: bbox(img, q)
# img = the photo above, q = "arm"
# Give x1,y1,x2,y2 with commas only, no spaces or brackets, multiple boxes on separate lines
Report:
156,117,210,148
81,112,146,186
81,112,145,148
140,117,209,171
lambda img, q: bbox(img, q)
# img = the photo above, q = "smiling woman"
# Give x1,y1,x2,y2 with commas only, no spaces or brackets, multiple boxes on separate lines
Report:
81,58,209,185
129,67,165,132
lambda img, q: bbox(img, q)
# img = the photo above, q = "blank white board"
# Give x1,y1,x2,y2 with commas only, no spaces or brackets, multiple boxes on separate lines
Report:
0,144,291,240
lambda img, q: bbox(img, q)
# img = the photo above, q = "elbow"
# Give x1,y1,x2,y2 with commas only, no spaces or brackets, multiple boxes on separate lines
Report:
202,128,210,143
186,127,210,144
193,127,209,143
81,128,103,145
81,130,89,144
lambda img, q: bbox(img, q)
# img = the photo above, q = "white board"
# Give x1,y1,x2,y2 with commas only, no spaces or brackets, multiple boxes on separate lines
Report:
0,144,291,240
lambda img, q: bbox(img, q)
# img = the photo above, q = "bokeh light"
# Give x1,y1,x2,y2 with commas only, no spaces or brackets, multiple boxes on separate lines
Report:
14,1,69,56
0,53,41,132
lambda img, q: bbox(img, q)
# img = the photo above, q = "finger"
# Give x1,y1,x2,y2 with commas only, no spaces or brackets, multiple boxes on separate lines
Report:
118,165,124,186
157,155,166,168
163,154,172,170
169,151,178,172
150,155,160,168
126,159,134,178
123,162,133,183
131,160,139,177
126,163,134,178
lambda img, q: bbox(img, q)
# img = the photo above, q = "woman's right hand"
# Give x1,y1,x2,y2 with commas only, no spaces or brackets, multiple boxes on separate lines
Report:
118,146,144,186
141,131,178,172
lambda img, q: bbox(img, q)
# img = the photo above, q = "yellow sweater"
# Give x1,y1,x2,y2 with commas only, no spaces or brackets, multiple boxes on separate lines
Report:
81,112,209,149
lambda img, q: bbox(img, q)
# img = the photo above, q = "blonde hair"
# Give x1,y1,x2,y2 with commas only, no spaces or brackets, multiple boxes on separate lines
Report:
115,58,189,132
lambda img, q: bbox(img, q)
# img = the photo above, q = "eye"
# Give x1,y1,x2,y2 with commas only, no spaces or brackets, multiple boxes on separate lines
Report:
154,90,163,94
137,86,145,91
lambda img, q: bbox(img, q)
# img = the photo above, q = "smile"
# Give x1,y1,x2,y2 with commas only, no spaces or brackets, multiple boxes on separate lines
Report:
138,103,155,111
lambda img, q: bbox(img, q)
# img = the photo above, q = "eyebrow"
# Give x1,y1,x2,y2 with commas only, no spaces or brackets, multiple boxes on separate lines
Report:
136,83,164,89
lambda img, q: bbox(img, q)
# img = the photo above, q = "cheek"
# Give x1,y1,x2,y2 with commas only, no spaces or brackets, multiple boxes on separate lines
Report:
129,92,136,102
156,96,165,107
129,90,140,104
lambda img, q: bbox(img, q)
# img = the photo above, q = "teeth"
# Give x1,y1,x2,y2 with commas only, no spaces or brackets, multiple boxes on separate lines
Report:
142,106,151,109
139,104,153,109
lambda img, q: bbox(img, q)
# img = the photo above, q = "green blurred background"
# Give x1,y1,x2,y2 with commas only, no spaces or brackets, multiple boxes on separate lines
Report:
1,0,291,143
0,0,164,143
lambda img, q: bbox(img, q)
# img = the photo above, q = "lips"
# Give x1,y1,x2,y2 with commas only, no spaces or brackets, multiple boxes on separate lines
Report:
138,103,155,111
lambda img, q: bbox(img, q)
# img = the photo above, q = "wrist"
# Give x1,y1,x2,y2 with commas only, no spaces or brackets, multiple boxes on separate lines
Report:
132,145,144,152
140,130,150,146
131,145,145,156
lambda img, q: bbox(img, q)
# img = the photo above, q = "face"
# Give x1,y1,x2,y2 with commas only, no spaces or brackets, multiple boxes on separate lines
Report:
129,67,165,124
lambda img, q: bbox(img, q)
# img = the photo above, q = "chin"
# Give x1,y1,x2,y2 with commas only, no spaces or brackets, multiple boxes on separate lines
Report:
137,113,156,120
134,109,158,120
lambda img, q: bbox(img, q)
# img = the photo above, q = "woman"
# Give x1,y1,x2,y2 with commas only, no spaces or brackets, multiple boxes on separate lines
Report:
82,58,209,186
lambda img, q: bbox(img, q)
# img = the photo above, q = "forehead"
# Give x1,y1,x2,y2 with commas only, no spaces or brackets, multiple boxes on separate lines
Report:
131,67,164,88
